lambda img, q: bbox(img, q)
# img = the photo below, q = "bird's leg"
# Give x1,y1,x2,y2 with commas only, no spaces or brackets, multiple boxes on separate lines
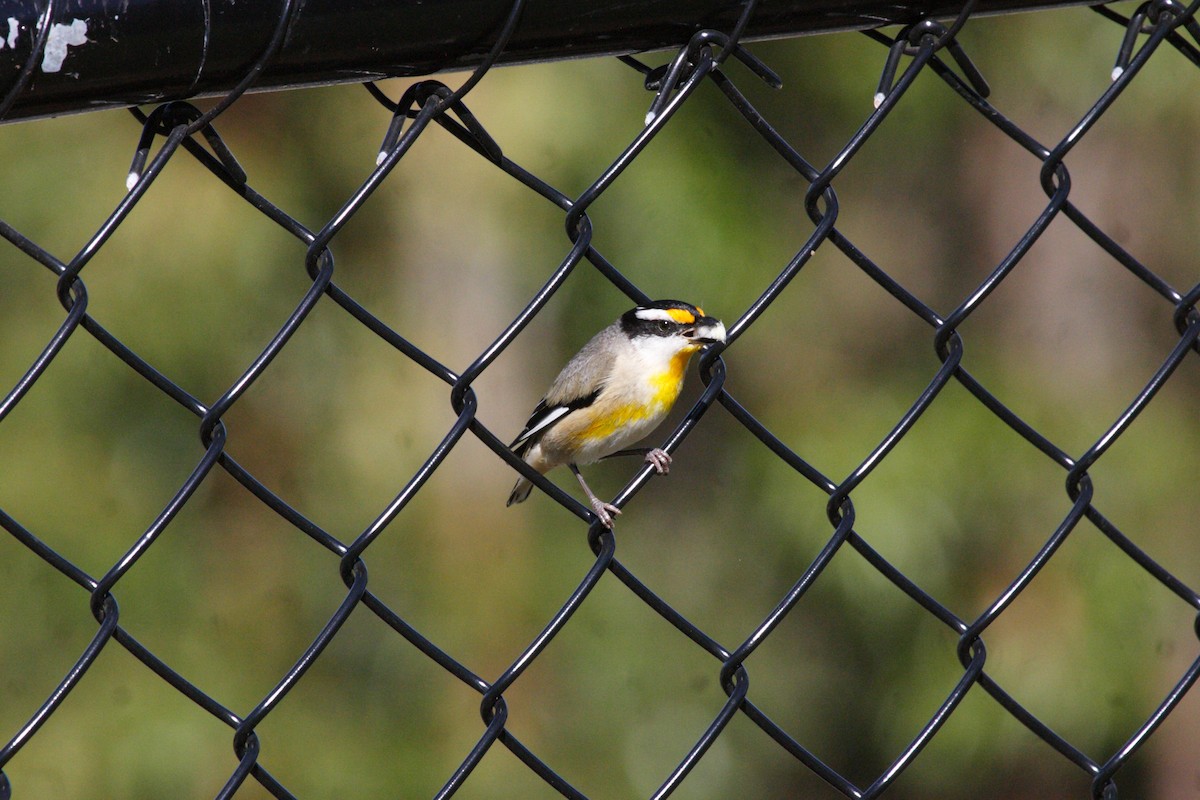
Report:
602,447,672,475
568,463,621,528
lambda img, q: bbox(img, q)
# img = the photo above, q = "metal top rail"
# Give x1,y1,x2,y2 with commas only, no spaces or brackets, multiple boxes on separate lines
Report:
1,0,1089,122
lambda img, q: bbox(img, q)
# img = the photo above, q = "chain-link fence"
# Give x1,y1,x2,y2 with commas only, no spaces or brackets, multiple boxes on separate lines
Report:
1,0,1199,797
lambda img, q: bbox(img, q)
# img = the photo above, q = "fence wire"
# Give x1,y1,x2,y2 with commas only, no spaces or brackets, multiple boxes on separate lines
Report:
1,0,1199,797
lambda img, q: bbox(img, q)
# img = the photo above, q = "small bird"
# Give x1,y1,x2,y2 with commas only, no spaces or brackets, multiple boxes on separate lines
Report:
507,300,727,527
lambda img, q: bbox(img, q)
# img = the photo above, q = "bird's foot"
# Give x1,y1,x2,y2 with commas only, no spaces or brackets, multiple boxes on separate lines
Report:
644,448,672,475
591,498,622,529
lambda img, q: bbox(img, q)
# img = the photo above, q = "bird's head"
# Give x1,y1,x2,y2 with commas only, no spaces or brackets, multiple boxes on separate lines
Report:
619,300,727,354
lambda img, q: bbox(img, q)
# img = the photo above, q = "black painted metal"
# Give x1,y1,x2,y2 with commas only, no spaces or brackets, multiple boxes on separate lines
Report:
0,0,1094,122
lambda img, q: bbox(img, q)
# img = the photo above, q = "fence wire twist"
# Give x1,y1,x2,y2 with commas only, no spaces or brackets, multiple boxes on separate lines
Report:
1,0,1199,797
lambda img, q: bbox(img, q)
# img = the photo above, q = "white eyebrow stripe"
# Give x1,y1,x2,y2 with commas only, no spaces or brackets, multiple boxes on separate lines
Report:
634,308,681,322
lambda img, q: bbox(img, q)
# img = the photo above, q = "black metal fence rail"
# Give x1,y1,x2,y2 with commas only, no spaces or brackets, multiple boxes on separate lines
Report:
1,0,1199,797
0,0,1100,122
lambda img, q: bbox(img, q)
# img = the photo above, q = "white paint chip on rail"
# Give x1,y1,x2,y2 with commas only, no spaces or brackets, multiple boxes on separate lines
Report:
41,18,89,73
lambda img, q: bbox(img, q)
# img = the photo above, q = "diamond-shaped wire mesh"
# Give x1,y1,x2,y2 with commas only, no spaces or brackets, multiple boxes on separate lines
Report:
1,0,1199,797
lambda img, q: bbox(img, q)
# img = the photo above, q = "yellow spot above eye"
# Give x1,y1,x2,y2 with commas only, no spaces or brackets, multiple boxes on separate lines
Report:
665,308,696,324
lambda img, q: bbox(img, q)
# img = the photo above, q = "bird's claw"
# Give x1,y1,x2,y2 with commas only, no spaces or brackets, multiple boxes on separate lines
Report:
591,499,622,528
644,448,672,475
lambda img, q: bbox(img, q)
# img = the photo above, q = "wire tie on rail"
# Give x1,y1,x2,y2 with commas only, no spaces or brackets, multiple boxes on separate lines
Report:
376,82,501,166
1112,2,1154,81
874,19,989,108
127,106,167,191
127,103,246,190
1111,0,1200,80
644,34,780,125
644,44,697,125
376,82,423,165
874,36,908,108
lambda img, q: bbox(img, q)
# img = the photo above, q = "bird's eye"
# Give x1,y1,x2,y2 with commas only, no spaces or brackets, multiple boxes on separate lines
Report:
656,320,672,333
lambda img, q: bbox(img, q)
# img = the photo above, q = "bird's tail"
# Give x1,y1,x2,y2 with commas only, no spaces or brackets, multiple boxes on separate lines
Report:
507,477,533,506
507,438,539,507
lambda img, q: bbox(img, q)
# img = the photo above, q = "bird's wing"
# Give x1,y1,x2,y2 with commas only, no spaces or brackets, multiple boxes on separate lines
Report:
509,387,602,455
510,326,616,456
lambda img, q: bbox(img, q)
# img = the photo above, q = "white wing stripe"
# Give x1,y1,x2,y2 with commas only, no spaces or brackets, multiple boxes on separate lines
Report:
513,404,572,447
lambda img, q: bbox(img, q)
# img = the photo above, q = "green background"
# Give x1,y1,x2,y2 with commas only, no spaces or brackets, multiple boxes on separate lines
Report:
1,5,1199,798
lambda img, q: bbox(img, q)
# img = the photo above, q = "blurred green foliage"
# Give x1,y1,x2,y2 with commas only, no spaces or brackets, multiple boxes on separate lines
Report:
1,5,1199,798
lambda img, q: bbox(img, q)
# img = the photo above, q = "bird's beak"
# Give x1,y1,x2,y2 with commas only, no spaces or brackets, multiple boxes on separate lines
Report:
685,318,727,345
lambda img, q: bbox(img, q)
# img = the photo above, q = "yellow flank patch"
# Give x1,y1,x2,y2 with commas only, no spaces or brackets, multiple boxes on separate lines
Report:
573,402,656,442
569,348,698,445
665,307,696,324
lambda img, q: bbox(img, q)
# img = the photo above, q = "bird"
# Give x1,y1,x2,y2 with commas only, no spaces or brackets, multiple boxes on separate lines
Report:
506,299,727,528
